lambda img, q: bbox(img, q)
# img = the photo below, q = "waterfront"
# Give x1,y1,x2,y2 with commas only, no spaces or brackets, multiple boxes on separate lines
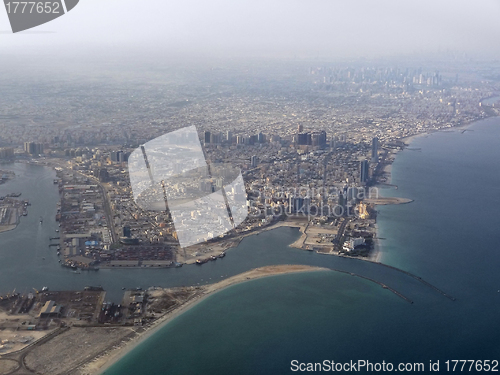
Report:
1,117,500,374
103,117,500,374
0,164,450,304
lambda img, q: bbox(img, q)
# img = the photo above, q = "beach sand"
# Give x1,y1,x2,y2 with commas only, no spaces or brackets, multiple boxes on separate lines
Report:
0,225,16,234
83,264,328,375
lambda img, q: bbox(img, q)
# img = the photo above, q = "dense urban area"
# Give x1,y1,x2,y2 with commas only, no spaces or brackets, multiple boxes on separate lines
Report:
1,59,500,374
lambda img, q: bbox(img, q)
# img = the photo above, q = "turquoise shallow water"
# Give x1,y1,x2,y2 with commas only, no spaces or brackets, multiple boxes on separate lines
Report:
104,117,500,374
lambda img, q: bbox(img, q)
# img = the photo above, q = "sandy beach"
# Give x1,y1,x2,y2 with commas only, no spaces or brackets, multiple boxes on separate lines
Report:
0,225,16,234
83,264,328,375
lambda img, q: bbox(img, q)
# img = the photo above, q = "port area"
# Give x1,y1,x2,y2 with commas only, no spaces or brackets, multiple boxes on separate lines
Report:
0,196,28,234
0,285,201,375
0,289,106,357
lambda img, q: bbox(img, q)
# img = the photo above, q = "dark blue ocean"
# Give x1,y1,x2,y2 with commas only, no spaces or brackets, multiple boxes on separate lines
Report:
102,118,500,374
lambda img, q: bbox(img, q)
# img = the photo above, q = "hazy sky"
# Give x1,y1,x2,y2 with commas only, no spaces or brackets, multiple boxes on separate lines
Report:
1,0,500,60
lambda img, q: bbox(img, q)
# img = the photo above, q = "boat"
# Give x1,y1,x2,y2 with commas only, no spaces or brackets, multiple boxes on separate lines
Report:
55,229,59,232
210,255,217,261
41,287,49,292
39,216,43,224
218,251,226,258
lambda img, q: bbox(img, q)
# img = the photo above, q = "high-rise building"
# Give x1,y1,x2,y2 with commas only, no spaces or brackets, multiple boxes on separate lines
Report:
360,160,369,184
298,124,304,132
122,226,131,238
297,133,310,146
319,131,327,147
330,136,337,151
311,131,327,147
98,168,109,182
0,148,14,159
288,196,310,214
257,132,265,143
35,143,43,155
204,131,211,144
24,142,43,156
118,151,128,163
371,137,379,163
226,131,233,143
210,132,221,144
251,155,258,168
270,135,281,143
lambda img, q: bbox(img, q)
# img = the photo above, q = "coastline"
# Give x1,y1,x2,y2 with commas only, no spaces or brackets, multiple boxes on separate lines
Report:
371,111,498,265
0,224,16,234
110,114,492,272
84,264,329,375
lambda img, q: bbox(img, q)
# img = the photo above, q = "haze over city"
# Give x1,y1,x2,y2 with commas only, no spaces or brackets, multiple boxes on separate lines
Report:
2,0,500,61
0,1,500,374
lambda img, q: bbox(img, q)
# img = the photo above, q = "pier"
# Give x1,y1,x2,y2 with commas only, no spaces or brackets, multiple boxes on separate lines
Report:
374,262,456,301
328,252,456,301
329,268,414,304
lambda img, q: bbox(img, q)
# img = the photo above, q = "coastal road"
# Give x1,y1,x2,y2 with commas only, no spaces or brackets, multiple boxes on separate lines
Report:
334,218,349,250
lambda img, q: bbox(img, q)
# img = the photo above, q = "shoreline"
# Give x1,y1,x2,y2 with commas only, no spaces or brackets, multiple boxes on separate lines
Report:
0,224,16,234
84,265,328,375
371,111,498,264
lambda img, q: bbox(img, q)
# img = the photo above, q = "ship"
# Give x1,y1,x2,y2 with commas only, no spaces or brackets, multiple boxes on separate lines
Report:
218,251,226,258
